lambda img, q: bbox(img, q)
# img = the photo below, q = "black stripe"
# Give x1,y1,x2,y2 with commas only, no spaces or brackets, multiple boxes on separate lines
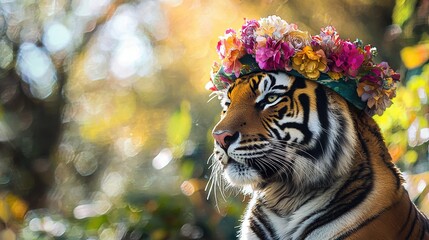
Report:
298,93,311,143
418,218,425,240
299,85,330,160
263,78,269,91
268,74,277,89
250,75,261,95
261,118,281,139
277,89,312,144
399,198,413,234
277,96,291,116
314,85,329,129
417,210,429,239
405,205,418,240
249,217,268,239
293,97,299,118
267,124,282,139
293,77,307,88
326,112,347,169
235,143,268,151
284,132,291,141
272,85,286,90
252,204,278,239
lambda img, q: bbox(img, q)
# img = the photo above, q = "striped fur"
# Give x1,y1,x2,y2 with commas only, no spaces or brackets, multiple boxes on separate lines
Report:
210,72,429,239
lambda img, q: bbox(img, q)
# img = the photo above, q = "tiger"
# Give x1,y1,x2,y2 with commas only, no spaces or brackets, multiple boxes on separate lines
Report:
209,71,429,240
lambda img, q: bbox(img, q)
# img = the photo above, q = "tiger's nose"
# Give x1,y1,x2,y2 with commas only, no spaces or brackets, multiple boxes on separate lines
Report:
212,131,238,149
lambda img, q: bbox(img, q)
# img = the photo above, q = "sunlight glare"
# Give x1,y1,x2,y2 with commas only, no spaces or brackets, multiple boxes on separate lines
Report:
419,128,429,143
17,43,57,99
115,137,142,158
108,6,138,39
73,200,112,219
110,35,153,79
29,217,66,237
73,0,111,17
43,22,72,52
102,172,124,197
417,179,427,193
152,148,173,170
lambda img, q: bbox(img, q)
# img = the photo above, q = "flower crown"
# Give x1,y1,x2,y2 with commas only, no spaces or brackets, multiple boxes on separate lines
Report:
208,15,400,116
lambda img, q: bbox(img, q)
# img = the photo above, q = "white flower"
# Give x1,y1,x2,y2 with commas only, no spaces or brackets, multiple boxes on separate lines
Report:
256,15,292,41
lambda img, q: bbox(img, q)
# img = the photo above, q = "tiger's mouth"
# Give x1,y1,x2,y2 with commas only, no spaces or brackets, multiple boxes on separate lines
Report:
222,156,239,168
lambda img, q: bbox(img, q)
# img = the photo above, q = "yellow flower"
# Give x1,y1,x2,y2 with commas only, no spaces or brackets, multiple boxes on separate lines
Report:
327,71,343,80
292,46,328,80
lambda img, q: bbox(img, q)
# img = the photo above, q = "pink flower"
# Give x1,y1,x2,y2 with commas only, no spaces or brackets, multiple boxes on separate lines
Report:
328,41,364,78
217,29,245,77
378,62,400,81
255,37,295,71
344,42,365,76
241,19,260,54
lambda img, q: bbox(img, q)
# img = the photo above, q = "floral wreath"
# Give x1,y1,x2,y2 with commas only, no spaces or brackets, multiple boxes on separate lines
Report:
208,15,400,116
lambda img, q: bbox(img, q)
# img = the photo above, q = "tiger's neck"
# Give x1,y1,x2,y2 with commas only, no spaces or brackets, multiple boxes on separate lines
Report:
253,169,352,217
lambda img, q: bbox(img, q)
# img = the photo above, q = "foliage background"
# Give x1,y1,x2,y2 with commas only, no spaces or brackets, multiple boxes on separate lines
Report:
0,0,427,239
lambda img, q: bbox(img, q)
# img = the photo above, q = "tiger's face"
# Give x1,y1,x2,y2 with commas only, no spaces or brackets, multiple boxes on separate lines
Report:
211,72,356,190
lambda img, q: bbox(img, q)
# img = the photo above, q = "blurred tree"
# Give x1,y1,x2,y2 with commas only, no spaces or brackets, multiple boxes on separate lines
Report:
0,0,128,233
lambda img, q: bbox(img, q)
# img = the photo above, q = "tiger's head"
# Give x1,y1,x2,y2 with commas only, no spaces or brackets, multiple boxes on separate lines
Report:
211,72,357,191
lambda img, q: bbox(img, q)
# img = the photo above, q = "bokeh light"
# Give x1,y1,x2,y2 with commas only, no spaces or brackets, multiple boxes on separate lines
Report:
43,22,72,53
17,43,57,99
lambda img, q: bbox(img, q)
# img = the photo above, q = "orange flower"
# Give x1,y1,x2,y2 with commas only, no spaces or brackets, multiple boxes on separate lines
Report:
217,29,245,77
292,46,328,80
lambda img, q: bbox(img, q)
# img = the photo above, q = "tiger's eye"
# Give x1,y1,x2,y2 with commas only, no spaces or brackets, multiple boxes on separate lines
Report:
267,94,278,103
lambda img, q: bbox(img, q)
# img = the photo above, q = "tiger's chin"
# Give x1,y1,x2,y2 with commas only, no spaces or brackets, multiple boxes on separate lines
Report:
223,159,262,186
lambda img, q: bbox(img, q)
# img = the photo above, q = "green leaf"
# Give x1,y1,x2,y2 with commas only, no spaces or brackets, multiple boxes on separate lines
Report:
167,101,192,150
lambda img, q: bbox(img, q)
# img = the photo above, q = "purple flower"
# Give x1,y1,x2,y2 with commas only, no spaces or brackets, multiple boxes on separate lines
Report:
241,19,260,54
255,37,295,71
360,67,382,84
377,62,399,80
